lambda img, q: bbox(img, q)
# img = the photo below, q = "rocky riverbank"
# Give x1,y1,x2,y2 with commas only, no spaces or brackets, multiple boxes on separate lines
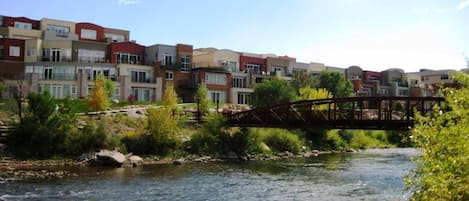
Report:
0,149,360,181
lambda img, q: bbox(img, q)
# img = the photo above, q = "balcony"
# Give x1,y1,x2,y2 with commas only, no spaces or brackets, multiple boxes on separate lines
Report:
40,56,73,62
160,62,193,71
39,73,76,81
131,77,156,84
44,30,79,41
78,57,106,63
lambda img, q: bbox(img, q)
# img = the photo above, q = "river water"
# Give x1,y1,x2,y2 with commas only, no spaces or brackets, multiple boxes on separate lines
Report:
0,148,418,201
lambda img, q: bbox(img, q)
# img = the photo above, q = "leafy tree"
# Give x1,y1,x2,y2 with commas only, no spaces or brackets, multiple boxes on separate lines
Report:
194,83,210,115
7,91,76,158
296,87,332,101
291,71,319,92
146,107,179,155
162,82,178,111
104,77,115,99
319,71,354,98
251,78,295,108
406,72,469,201
87,74,110,111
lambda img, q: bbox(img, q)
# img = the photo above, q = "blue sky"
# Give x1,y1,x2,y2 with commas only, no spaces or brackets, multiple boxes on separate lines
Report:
1,0,468,72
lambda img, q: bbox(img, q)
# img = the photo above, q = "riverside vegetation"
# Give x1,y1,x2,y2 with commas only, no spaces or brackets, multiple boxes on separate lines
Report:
0,71,406,160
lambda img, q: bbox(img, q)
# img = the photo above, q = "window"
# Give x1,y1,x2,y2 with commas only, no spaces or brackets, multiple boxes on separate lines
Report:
131,88,153,102
181,55,191,71
0,46,4,59
116,53,141,64
104,33,125,42
46,24,70,37
232,76,247,88
78,49,105,63
398,89,409,96
209,90,226,104
245,63,261,74
131,70,148,83
237,93,251,105
44,67,53,80
163,53,173,66
81,29,97,40
441,74,449,80
165,71,174,80
271,66,285,74
14,22,32,30
27,48,36,56
9,46,20,57
205,73,226,85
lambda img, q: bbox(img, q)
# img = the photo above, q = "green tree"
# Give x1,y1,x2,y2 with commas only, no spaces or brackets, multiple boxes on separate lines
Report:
252,78,295,108
162,83,178,111
406,72,469,201
296,87,332,101
104,77,115,99
319,71,354,98
291,71,318,92
195,83,210,115
87,74,110,111
7,91,76,158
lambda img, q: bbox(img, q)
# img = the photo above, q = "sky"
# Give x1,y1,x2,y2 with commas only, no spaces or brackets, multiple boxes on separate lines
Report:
1,0,468,72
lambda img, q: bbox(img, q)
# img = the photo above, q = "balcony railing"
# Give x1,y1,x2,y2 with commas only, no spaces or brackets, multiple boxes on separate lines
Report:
39,73,76,81
40,56,73,62
131,77,156,84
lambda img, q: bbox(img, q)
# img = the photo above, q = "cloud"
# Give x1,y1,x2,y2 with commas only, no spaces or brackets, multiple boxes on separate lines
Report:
117,0,141,5
457,0,469,11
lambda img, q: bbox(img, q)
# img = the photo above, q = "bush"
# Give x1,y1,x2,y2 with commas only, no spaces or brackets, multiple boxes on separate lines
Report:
262,129,302,154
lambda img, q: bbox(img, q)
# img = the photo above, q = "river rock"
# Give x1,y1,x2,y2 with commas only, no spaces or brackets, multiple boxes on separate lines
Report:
173,158,185,165
94,150,126,167
128,156,143,167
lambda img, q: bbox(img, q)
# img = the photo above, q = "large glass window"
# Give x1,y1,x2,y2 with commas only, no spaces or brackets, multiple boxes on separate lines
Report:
232,76,247,88
131,88,153,102
209,90,226,104
9,46,20,57
205,73,226,85
245,63,261,74
116,52,141,64
14,22,32,30
237,93,251,105
81,29,97,40
78,49,105,63
46,24,70,37
131,70,149,83
105,33,125,42
181,55,191,71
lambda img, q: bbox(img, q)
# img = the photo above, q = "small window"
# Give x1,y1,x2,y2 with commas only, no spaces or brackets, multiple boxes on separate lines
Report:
81,29,97,40
165,71,174,80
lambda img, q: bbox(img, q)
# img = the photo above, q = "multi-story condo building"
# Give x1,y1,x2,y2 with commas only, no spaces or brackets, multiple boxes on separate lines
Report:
0,15,162,102
146,43,193,102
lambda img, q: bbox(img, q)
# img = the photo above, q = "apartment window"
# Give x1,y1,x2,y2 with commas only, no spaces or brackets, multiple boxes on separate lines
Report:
205,73,226,85
81,29,97,40
78,49,105,63
441,74,449,80
46,24,70,37
27,48,36,56
9,46,20,57
271,66,285,73
209,90,226,104
165,71,174,80
232,76,247,88
116,53,141,64
398,89,409,96
245,63,261,74
181,55,191,71
44,67,53,80
14,22,32,30
163,53,173,66
105,33,125,42
71,85,77,97
131,70,148,83
131,88,153,102
237,93,251,105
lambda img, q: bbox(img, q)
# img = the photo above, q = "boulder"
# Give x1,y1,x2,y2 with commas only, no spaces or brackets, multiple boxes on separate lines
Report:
95,150,126,167
128,155,143,167
173,158,185,165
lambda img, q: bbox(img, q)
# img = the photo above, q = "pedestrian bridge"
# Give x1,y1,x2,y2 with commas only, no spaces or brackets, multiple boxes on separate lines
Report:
227,96,444,130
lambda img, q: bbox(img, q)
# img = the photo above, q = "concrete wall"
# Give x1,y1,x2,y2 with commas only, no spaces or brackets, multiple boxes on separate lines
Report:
24,38,42,62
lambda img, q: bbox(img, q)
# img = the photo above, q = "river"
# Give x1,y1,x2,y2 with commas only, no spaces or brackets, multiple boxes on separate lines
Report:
0,148,418,201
